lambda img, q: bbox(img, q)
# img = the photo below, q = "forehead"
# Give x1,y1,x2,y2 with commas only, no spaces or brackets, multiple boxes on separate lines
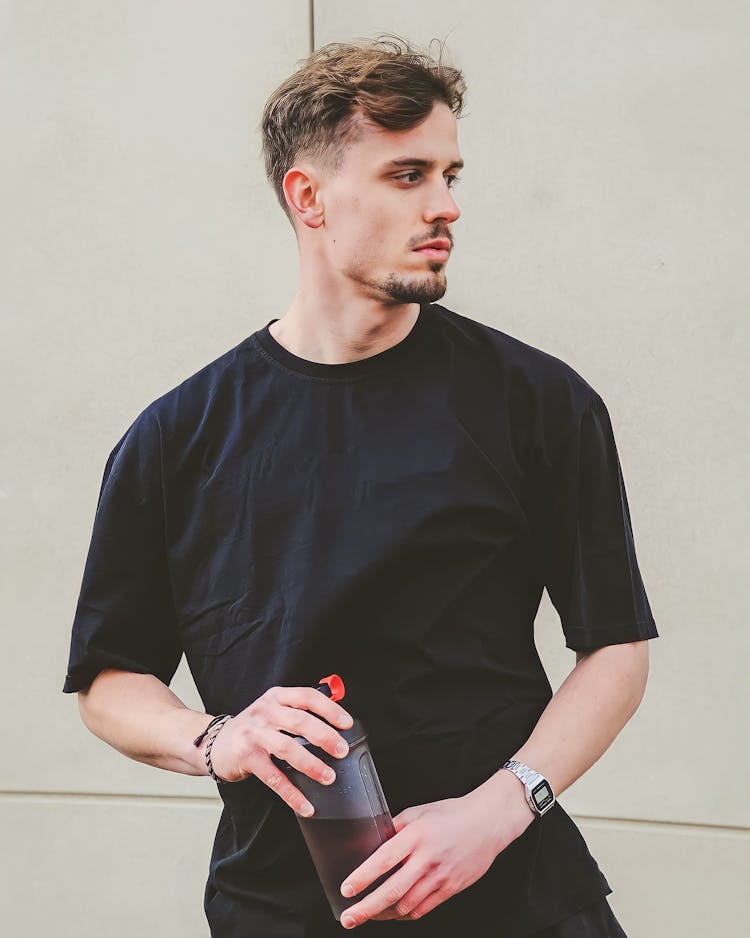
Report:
342,102,461,169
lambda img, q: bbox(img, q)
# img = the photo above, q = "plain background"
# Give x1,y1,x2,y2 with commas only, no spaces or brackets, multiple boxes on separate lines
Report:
1,2,748,936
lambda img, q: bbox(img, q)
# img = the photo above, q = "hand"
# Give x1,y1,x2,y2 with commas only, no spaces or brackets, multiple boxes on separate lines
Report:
206,686,354,815
337,774,536,928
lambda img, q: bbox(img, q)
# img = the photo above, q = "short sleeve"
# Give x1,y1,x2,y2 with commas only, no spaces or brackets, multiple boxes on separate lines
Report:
530,391,659,652
63,410,182,693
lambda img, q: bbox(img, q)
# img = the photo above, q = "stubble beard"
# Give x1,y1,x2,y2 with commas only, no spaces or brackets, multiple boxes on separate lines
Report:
350,266,448,305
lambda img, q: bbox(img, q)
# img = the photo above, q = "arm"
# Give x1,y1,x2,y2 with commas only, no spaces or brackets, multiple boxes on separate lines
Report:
78,669,212,776
474,638,650,811
336,640,651,928
77,668,354,815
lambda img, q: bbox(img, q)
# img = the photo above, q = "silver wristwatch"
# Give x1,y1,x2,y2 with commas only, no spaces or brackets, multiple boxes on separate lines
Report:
501,759,556,817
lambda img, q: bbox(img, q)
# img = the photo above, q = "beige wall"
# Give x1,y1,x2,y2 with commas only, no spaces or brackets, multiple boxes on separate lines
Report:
2,2,747,935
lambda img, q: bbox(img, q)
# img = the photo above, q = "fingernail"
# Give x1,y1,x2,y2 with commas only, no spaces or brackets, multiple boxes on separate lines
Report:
300,802,314,817
336,741,349,756
323,768,336,783
341,883,354,898
341,915,355,928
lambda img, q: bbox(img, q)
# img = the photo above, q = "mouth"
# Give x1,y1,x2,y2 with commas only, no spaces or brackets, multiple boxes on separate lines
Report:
414,238,451,262
414,247,450,262
413,238,452,263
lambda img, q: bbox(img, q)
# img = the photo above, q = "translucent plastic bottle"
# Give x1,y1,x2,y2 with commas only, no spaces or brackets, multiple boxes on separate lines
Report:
283,674,398,921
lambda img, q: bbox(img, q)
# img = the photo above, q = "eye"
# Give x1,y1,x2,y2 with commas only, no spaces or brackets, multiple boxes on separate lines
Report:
394,171,462,189
395,171,422,184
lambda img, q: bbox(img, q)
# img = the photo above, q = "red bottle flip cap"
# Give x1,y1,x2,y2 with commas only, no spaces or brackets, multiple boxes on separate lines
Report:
317,674,346,702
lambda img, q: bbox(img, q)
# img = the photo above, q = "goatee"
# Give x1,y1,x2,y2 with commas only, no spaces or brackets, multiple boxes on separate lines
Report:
378,271,448,304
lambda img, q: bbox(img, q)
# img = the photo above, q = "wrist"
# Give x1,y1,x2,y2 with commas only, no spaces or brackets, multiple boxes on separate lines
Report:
184,711,218,776
199,714,233,783
468,768,536,849
501,758,556,818
498,768,537,827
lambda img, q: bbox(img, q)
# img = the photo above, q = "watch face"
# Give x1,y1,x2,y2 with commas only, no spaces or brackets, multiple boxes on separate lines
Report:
531,780,554,812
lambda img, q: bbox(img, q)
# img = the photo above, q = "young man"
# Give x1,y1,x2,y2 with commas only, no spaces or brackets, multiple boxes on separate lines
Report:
64,38,658,937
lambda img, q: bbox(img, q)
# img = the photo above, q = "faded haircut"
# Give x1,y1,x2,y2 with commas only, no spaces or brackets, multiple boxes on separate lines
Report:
260,35,467,227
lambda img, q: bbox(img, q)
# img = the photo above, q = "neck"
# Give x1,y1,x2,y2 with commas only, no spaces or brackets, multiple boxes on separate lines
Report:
269,297,421,365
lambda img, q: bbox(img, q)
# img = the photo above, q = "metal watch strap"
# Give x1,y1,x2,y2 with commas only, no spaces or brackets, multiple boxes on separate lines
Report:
503,759,543,788
501,758,555,816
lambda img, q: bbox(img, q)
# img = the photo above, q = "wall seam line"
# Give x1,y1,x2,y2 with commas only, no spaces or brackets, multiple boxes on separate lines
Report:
1,790,748,835
0,790,219,806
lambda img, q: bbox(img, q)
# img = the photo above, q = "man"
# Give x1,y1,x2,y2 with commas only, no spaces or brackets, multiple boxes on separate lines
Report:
64,37,658,937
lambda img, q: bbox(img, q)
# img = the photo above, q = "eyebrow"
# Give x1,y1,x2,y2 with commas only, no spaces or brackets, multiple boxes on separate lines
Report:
381,157,465,172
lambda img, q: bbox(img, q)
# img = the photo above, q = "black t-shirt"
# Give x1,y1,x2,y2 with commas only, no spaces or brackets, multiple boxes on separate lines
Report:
64,302,658,937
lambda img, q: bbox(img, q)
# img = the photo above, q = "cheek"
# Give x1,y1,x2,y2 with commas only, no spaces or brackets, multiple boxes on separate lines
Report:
348,218,391,262
329,194,400,264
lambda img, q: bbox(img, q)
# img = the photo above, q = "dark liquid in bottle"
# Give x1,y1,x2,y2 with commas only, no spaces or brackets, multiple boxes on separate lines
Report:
298,813,397,919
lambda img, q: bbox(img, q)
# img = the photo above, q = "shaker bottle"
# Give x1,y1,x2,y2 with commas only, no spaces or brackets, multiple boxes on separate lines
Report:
283,674,398,921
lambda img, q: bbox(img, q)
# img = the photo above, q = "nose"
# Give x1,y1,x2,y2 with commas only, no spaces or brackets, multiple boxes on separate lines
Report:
423,180,461,226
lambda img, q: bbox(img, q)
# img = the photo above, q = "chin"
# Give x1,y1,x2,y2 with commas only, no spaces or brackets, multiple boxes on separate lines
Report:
382,273,447,305
351,265,447,305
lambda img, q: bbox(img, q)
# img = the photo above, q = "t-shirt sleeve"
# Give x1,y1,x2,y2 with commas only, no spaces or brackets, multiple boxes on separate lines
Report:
530,389,659,653
63,410,182,693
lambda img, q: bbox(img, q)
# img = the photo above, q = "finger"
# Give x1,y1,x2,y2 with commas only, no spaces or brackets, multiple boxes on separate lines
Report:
392,816,407,834
268,702,351,761
339,855,428,929
270,685,354,729
407,884,452,921
374,863,442,921
340,828,414,898
249,752,315,817
391,806,422,833
262,727,338,788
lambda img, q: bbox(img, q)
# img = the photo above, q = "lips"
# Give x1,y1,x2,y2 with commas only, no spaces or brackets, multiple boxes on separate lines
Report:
414,239,451,252
414,239,451,262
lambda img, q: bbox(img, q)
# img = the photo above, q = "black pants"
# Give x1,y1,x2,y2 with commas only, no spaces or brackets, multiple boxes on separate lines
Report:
533,898,628,937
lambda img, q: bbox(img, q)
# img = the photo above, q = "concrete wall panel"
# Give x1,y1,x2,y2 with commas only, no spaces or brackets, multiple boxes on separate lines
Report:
0,795,220,938
577,816,749,938
1,1,309,797
1,1,747,935
315,0,750,831
2,797,744,938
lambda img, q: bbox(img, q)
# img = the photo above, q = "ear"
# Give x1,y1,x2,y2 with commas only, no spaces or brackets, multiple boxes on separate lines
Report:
282,165,325,230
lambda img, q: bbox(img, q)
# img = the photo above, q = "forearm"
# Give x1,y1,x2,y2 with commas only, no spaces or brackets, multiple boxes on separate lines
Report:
473,641,650,815
77,668,213,776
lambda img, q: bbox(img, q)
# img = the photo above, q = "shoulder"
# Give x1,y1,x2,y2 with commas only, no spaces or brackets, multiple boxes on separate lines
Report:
430,302,603,436
149,333,255,428
104,333,257,475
